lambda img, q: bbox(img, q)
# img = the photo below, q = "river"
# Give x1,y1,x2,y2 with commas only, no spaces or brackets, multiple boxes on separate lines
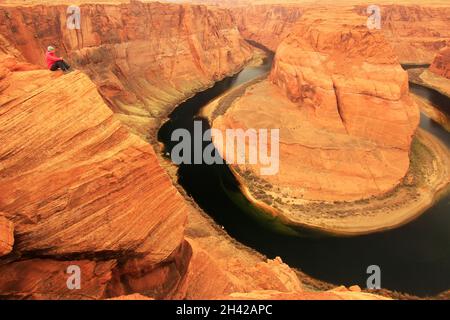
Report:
157,54,450,297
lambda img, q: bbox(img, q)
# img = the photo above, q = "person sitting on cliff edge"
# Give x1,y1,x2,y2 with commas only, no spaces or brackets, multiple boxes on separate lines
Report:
46,46,71,72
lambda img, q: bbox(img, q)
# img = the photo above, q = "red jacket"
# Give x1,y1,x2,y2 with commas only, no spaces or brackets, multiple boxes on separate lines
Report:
45,51,62,69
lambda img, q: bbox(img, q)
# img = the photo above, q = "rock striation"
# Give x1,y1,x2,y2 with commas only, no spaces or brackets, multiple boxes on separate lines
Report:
430,46,450,79
0,215,14,257
417,45,450,98
374,4,450,64
228,3,450,65
231,4,303,51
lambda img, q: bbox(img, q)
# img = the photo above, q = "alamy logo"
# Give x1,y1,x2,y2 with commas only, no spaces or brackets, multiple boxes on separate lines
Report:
366,5,381,30
66,265,81,290
366,265,381,289
66,5,81,30
171,120,280,175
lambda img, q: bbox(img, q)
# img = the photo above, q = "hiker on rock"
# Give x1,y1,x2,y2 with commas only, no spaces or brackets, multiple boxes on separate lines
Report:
46,46,71,72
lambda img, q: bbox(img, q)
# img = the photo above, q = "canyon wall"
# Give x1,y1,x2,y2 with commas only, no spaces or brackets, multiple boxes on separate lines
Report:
359,4,450,64
230,4,303,51
227,3,450,65
430,46,450,79
0,2,255,136
417,45,450,98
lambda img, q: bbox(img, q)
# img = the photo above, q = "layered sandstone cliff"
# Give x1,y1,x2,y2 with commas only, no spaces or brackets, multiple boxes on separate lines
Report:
0,41,190,296
230,4,303,51
374,4,450,64
0,216,14,257
430,46,450,79
0,2,255,137
227,3,450,65
416,46,450,98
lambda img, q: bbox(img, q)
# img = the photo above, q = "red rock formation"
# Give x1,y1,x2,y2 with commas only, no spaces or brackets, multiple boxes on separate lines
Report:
373,4,450,64
0,2,392,300
228,3,450,65
417,45,450,98
430,46,450,79
231,4,303,51
174,240,302,299
214,20,419,202
0,215,14,257
0,259,117,300
0,41,192,297
0,2,255,136
0,69,187,258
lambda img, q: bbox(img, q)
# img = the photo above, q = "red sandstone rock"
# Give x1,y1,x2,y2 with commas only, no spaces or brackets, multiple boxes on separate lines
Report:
214,20,419,201
229,3,450,64
224,288,389,300
373,4,450,64
0,215,14,257
0,259,116,300
174,239,302,299
430,46,450,79
231,4,303,51
0,68,188,258
0,51,194,298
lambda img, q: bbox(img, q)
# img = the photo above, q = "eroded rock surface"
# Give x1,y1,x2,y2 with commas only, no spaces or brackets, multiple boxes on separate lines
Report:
231,4,303,51
0,215,14,257
415,45,450,98
430,46,450,79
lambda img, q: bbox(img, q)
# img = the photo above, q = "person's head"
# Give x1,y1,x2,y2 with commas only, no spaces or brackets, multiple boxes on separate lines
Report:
47,46,55,52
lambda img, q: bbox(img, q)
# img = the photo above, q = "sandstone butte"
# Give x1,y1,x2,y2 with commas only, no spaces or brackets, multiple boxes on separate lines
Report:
417,46,450,99
0,1,390,300
211,14,450,235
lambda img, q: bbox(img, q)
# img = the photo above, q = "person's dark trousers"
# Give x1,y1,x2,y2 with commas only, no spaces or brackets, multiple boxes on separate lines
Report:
50,60,70,71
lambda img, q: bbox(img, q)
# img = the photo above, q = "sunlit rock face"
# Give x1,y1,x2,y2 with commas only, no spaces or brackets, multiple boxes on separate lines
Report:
0,215,14,257
230,4,303,51
0,45,193,298
430,46,450,79
0,2,255,136
214,18,419,201
355,4,450,64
